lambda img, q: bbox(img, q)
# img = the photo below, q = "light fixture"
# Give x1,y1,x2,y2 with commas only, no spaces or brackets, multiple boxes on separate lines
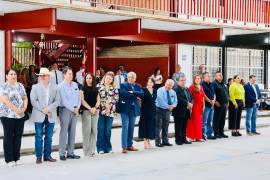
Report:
221,34,226,41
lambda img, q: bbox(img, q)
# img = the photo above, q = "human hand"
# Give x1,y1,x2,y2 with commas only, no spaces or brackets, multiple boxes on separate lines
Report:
42,107,49,114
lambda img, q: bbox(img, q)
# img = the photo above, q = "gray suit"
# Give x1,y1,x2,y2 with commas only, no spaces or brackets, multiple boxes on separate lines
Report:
30,83,60,123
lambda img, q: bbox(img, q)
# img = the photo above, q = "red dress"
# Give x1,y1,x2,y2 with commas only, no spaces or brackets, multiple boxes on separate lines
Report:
186,85,205,140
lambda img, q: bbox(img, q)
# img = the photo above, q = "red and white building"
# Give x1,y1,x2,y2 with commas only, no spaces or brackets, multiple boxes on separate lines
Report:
0,0,270,87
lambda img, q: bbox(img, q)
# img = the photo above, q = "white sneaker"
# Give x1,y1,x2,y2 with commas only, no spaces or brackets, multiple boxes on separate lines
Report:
98,151,104,154
108,150,114,154
15,160,23,166
7,161,16,167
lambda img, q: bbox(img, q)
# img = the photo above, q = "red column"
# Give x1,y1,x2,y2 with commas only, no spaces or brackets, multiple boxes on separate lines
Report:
86,37,97,74
5,30,13,71
169,44,178,78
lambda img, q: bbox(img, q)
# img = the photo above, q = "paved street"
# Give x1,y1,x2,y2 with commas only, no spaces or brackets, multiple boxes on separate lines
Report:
0,118,269,180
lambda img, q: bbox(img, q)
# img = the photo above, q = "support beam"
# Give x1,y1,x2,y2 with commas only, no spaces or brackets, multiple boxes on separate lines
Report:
104,28,222,44
87,38,97,74
18,19,141,38
5,30,12,70
102,29,173,43
169,44,178,78
173,28,223,43
0,16,4,30
3,8,56,30
93,19,141,37
0,31,5,83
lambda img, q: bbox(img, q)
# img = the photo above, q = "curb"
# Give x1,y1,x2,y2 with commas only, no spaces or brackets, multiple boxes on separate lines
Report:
0,121,270,158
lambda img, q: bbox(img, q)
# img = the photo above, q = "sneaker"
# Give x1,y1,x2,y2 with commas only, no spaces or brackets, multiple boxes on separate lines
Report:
247,132,253,136
98,151,105,154
7,161,16,167
108,150,114,154
66,154,80,159
15,160,23,166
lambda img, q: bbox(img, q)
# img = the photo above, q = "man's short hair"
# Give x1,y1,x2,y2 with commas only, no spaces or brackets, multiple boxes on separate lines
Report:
176,74,186,82
202,72,209,78
62,66,72,75
165,79,175,86
249,75,256,79
127,72,136,78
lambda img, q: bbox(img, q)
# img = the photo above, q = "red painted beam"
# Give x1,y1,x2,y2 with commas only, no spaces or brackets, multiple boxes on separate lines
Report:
103,28,222,44
173,28,222,43
102,29,174,43
5,30,13,71
0,16,4,30
4,8,56,30
87,38,97,74
17,19,141,38
93,19,141,37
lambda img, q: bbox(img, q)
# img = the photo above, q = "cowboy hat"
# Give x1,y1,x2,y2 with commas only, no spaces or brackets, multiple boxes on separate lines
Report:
37,67,51,76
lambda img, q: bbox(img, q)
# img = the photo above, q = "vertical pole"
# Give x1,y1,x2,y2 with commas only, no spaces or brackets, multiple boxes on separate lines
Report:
5,30,12,71
86,37,97,74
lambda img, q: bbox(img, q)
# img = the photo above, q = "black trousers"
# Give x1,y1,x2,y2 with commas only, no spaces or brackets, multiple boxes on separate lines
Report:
155,108,170,145
213,104,227,135
228,100,243,130
1,117,25,163
174,113,189,144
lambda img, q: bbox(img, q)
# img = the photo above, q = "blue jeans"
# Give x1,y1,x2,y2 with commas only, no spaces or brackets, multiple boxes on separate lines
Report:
203,107,214,138
35,116,55,159
246,104,258,132
96,115,113,153
121,113,136,148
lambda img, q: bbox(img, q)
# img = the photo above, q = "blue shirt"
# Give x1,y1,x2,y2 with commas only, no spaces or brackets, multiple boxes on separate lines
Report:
155,87,177,110
58,80,81,112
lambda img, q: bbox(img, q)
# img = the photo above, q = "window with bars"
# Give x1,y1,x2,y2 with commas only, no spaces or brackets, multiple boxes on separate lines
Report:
192,46,222,79
226,48,264,85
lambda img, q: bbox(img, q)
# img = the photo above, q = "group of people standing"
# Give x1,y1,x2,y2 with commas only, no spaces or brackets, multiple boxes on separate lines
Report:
0,63,262,167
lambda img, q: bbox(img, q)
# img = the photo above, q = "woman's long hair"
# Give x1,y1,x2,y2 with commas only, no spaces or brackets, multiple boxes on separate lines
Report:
192,74,201,93
83,72,96,88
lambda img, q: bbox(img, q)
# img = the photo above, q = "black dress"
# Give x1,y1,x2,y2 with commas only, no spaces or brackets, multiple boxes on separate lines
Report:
138,88,157,140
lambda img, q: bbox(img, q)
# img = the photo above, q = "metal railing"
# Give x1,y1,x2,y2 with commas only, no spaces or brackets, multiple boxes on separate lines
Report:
70,0,270,27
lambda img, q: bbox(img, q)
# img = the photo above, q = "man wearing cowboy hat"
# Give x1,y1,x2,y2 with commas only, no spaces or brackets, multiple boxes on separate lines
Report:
30,67,60,164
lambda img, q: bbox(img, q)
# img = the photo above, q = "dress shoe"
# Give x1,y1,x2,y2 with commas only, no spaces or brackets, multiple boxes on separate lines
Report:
184,140,192,144
175,142,183,145
237,132,242,136
44,157,57,162
207,136,217,140
36,159,42,164
231,132,237,136
162,142,173,146
60,156,66,161
202,136,207,141
127,147,138,151
122,148,128,154
67,154,80,159
252,132,261,135
220,134,229,138
155,143,164,147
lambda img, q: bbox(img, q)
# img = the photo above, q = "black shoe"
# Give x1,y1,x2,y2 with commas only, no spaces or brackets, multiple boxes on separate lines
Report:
184,140,192,144
237,132,242,136
155,143,164,147
220,134,228,138
66,154,80,159
202,136,207,141
162,143,173,146
175,141,183,145
207,136,217,140
60,156,66,161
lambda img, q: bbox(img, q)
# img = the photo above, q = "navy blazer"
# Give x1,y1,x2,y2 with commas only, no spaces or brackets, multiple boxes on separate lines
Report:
244,82,261,108
118,82,144,116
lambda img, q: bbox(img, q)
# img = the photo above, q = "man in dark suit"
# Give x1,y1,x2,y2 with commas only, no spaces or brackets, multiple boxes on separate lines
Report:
244,75,261,135
172,75,193,145
118,72,144,153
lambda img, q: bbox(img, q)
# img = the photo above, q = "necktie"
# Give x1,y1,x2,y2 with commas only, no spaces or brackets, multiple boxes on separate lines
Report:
167,90,172,105
55,70,58,85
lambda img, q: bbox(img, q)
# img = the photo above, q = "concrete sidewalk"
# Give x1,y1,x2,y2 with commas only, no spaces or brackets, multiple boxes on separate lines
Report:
0,112,269,157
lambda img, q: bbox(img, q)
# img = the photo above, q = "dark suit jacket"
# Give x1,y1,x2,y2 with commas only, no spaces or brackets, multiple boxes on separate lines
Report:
118,82,144,116
244,82,261,108
172,85,193,118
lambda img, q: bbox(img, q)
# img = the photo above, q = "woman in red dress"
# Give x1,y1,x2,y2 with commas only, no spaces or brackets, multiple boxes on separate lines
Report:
186,75,205,142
